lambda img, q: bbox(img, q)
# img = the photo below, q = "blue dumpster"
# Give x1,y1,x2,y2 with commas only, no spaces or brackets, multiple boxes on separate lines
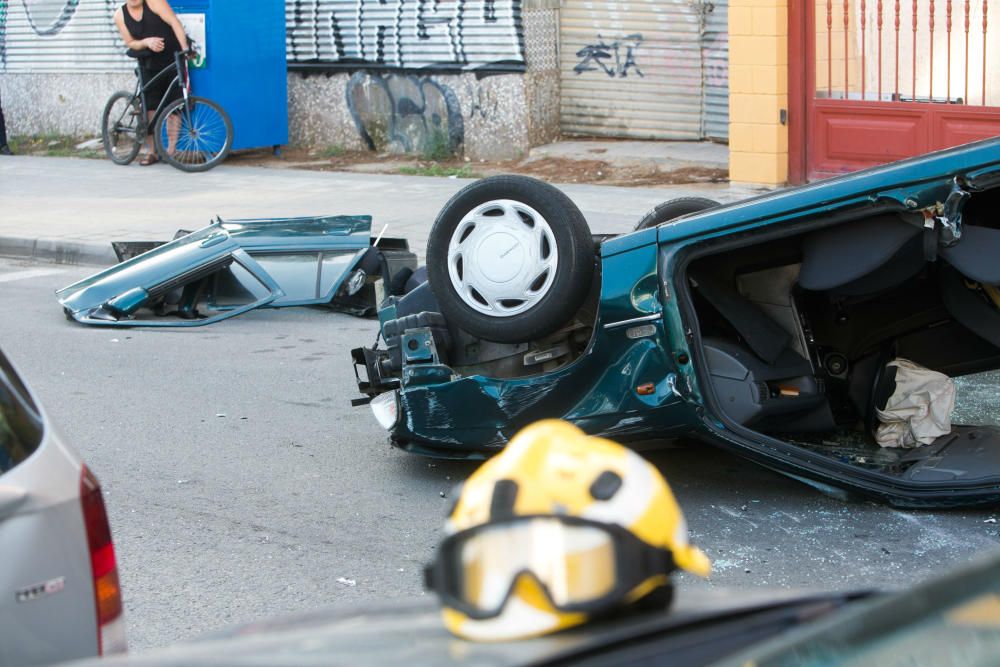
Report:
170,0,288,152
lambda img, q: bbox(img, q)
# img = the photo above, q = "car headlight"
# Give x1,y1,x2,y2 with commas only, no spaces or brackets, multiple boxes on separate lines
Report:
346,268,367,296
370,390,400,430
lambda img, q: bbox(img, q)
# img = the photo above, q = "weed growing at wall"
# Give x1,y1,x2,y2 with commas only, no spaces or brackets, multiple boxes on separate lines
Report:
398,164,475,178
316,145,346,158
9,134,103,159
420,129,454,162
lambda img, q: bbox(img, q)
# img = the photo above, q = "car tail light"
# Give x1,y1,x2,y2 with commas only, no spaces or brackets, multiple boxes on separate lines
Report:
80,466,127,655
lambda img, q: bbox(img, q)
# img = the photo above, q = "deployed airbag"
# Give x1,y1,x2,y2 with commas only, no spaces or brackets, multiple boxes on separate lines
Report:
875,359,956,448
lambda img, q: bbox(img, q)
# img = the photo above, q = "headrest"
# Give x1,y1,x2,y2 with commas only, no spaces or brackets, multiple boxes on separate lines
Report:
799,215,921,291
940,225,1000,285
939,265,1000,349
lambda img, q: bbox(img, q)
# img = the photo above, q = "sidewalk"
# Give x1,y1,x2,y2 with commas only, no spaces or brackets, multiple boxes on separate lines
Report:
526,138,729,173
0,154,766,266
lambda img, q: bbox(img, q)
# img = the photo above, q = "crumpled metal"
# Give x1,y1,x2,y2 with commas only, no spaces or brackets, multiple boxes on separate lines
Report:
875,359,956,448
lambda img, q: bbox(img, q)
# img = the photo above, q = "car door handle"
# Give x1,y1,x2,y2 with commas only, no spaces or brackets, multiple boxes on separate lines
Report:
0,485,28,521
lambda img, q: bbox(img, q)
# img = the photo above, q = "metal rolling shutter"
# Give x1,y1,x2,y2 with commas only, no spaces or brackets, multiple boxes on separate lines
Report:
702,0,729,140
559,0,705,140
1,0,129,72
285,0,525,71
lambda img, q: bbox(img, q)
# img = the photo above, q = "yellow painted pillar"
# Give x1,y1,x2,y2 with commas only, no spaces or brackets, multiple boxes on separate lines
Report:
728,0,788,186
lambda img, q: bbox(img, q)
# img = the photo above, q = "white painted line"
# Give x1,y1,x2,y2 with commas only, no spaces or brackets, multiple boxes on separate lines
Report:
0,268,66,284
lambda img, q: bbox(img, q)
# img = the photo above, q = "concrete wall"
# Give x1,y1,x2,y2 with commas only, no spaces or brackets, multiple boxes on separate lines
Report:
1,72,133,137
288,71,531,160
522,5,561,148
286,3,560,160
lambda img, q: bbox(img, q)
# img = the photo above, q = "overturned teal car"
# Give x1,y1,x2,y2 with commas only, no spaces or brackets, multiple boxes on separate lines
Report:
353,138,1000,508
57,216,416,326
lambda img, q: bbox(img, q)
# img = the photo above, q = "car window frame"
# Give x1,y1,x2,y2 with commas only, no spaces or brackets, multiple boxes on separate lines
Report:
0,353,44,476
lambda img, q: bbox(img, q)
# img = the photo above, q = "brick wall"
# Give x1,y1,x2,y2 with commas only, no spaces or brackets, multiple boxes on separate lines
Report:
728,0,789,185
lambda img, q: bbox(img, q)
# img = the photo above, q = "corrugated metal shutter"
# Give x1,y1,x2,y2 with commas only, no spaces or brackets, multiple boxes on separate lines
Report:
559,0,704,140
702,0,728,140
1,0,129,72
285,0,525,71
1,1,525,73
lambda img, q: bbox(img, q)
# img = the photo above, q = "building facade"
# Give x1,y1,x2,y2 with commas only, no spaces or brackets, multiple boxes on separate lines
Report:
730,0,1000,186
0,0,730,162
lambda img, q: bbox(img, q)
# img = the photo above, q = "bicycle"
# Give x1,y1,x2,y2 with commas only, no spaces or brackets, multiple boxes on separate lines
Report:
101,48,233,172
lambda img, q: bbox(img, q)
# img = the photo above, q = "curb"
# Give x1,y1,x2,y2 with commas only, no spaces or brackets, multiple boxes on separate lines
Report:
0,236,116,266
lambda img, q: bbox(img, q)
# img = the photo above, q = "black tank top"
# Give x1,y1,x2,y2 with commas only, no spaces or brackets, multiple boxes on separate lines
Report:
122,1,180,70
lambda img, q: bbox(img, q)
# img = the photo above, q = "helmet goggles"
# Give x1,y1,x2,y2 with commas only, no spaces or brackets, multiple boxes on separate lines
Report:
425,514,677,620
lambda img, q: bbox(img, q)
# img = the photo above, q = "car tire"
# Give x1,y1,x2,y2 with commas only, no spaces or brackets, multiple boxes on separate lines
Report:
426,175,594,343
634,197,721,231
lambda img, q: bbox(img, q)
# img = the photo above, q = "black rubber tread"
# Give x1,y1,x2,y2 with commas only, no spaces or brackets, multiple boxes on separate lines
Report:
634,197,721,231
101,91,143,166
426,175,594,343
154,96,233,173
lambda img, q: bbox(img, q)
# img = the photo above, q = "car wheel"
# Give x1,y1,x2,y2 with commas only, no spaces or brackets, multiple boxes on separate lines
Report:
634,197,721,231
426,175,594,343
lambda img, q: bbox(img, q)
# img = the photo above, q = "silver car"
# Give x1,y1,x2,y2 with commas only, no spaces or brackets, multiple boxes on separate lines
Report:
0,350,126,665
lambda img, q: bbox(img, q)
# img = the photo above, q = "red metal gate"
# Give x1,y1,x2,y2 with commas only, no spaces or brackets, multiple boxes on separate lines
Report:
794,0,1000,182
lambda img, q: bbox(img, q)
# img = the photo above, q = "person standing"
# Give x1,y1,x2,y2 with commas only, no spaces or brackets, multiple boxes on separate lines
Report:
114,0,188,165
0,0,10,154
0,90,11,155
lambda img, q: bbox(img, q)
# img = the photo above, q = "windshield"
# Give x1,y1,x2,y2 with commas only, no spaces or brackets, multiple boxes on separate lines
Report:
729,553,1000,667
0,353,43,475
762,598,1000,667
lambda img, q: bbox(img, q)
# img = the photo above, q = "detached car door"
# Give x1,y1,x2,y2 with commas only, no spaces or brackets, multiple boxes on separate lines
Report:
57,225,280,327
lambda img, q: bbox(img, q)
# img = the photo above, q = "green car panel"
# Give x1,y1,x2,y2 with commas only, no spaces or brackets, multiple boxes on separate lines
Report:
57,215,413,327
386,241,697,458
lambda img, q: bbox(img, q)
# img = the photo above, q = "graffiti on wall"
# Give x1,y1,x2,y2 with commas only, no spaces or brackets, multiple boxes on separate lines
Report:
464,80,499,121
702,31,729,89
18,0,80,36
346,72,464,156
2,1,527,72
573,34,644,78
288,0,525,71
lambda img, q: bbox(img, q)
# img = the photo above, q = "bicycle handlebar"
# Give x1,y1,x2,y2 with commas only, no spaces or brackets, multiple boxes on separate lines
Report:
125,47,195,60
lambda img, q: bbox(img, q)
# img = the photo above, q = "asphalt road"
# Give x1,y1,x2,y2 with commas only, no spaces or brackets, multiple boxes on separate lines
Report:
1,257,999,652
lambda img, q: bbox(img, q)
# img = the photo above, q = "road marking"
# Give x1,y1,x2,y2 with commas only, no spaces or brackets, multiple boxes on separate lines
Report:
0,268,66,284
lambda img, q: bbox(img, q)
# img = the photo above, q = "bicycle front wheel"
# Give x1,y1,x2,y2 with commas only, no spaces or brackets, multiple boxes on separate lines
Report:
102,91,144,166
154,96,233,172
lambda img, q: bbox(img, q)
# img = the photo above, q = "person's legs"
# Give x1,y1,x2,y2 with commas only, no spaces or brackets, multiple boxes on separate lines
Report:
139,109,159,164
161,79,184,156
0,90,11,155
165,112,179,155
144,110,155,153
139,66,168,165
